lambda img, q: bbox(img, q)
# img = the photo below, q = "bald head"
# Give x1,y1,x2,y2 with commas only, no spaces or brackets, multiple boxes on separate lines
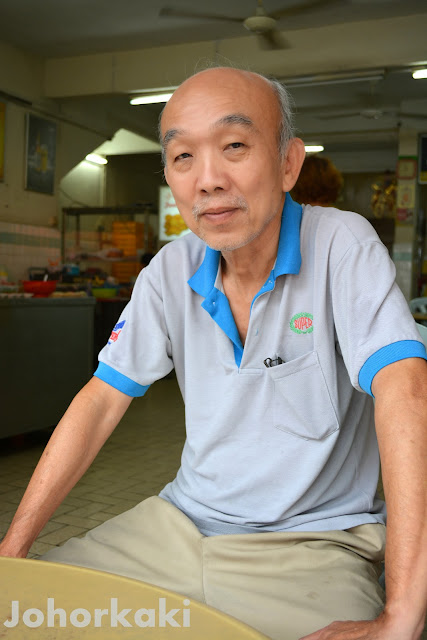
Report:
159,67,294,164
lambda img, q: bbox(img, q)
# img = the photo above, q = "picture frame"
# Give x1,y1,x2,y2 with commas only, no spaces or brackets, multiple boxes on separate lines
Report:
396,156,417,180
25,113,57,194
419,134,427,184
0,101,5,182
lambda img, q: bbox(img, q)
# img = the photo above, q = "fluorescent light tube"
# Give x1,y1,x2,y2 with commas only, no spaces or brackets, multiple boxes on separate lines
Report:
130,93,174,105
85,154,108,165
305,145,324,153
413,69,427,80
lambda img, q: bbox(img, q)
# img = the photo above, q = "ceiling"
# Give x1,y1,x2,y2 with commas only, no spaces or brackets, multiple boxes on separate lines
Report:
2,0,427,169
0,0,426,57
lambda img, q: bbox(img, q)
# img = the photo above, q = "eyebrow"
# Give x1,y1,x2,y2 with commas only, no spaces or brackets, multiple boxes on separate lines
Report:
162,113,257,155
162,128,184,152
213,113,256,131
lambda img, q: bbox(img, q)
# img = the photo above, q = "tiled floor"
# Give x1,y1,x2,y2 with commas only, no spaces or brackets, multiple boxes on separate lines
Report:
1,376,425,638
0,376,185,558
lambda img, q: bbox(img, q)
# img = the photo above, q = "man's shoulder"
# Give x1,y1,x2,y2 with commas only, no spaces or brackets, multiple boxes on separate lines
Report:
302,204,382,247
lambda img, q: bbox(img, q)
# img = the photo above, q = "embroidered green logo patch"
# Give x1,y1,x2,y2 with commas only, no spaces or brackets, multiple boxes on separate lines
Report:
290,312,313,334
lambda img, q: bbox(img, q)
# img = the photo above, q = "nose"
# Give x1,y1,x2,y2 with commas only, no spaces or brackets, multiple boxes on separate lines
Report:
196,152,230,194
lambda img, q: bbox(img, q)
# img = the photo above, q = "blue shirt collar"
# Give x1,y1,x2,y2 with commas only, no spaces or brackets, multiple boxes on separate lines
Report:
188,194,303,297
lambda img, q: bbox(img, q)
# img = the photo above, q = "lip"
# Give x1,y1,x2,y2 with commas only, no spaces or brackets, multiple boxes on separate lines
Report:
201,207,239,223
202,207,237,215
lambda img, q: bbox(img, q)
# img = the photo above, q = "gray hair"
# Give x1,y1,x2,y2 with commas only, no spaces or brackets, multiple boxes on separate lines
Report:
158,68,295,165
265,77,295,159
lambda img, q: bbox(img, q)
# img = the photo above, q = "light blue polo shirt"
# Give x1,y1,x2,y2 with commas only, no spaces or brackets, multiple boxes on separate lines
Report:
95,195,426,535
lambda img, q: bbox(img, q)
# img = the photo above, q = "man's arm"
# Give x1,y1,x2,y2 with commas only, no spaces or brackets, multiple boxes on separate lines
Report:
300,356,427,640
373,357,427,637
0,376,133,558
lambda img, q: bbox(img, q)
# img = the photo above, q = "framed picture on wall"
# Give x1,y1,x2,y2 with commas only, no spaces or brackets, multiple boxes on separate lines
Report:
0,101,5,182
25,113,57,194
419,134,427,184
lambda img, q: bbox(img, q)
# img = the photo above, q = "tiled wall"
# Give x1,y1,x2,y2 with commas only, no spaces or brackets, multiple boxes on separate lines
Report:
0,221,61,283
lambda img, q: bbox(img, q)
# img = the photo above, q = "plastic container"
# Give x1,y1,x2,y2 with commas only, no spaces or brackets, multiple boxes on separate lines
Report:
22,281,57,297
91,287,118,299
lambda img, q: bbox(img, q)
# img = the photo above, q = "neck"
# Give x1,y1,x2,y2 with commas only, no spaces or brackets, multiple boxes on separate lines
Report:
221,213,281,301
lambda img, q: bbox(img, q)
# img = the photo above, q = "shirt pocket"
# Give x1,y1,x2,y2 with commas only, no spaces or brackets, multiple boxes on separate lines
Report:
266,350,339,441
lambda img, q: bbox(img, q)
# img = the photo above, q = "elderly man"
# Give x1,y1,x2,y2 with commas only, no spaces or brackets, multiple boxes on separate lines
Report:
1,68,426,640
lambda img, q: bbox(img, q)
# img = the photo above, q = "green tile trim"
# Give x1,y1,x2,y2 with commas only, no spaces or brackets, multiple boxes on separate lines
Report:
0,232,60,249
393,252,412,261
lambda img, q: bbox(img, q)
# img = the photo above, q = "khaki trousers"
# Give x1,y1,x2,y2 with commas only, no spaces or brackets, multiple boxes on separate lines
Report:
40,496,386,640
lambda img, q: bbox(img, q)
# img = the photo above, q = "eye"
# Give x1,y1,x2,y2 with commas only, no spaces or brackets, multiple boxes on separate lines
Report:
175,152,192,161
228,142,244,149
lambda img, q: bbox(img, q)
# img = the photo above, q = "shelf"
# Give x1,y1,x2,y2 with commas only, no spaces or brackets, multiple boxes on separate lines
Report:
62,204,157,262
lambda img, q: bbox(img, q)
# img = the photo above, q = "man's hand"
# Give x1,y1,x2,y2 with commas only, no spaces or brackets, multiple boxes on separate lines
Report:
299,611,423,640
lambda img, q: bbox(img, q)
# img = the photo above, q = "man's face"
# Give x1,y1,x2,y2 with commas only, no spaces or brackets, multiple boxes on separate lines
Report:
161,69,289,252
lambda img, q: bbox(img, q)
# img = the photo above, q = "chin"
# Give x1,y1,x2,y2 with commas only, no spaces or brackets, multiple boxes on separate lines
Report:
202,231,259,252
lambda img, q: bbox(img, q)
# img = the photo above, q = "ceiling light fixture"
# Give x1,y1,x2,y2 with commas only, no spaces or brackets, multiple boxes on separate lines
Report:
130,93,174,105
280,69,385,89
85,153,108,165
412,69,427,80
305,145,324,154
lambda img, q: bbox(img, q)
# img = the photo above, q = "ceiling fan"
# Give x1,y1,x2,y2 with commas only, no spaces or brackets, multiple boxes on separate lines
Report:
313,78,427,122
159,0,341,50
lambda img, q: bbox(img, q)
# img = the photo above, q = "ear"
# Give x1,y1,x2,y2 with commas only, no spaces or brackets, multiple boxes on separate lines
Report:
281,138,306,192
163,166,169,185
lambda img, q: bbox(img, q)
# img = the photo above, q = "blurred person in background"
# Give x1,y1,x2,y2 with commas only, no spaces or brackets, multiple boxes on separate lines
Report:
291,154,343,207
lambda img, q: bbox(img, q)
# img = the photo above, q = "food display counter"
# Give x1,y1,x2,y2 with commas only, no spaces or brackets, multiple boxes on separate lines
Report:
0,296,96,439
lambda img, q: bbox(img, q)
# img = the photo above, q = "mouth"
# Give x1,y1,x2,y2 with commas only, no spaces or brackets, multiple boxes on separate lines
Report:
200,207,239,223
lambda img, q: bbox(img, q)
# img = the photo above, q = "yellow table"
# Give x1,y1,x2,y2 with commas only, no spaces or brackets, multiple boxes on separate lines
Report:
0,557,270,638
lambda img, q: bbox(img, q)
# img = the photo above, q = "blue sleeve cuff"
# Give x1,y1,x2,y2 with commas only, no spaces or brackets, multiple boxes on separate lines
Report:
359,340,427,397
94,362,150,397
